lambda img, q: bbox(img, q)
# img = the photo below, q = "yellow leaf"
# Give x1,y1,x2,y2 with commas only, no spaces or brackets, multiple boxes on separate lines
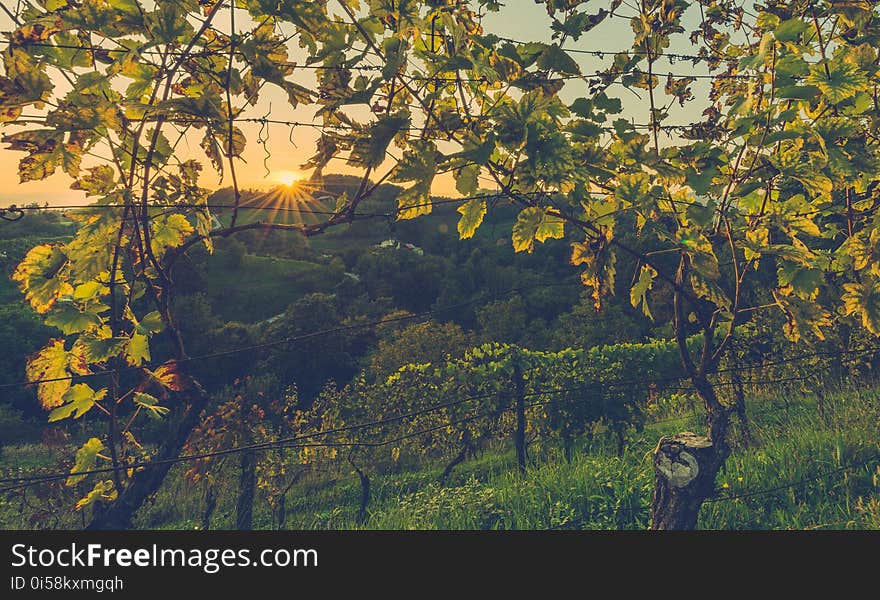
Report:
67,437,105,487
456,199,487,239
26,339,74,409
12,243,72,314
75,479,117,510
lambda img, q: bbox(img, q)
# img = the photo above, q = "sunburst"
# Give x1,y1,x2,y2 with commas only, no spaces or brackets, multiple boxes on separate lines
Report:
237,171,332,227
271,170,303,188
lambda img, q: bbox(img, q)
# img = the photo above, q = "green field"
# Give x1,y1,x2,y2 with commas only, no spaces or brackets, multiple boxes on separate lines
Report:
203,252,343,322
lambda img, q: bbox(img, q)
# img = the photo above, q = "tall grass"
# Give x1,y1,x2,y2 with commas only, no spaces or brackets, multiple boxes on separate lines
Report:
2,384,879,530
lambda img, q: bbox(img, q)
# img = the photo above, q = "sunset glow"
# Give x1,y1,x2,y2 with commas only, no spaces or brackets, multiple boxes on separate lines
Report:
236,174,330,228
272,170,303,188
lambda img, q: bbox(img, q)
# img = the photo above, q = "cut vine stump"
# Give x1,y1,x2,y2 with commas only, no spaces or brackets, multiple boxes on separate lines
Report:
649,432,719,530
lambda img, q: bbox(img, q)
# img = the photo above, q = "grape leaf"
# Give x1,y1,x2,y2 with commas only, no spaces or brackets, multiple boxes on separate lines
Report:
806,59,867,104
842,278,880,335
126,332,151,366
26,339,75,409
133,392,170,419
74,480,117,510
455,164,480,196
457,199,487,239
67,437,105,486
512,207,564,253
12,243,72,314
48,384,107,422
150,214,194,255
630,265,657,319
396,181,433,220
44,302,102,334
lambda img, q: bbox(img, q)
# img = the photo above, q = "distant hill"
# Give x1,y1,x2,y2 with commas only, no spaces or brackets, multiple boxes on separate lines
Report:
207,174,405,224
204,173,525,256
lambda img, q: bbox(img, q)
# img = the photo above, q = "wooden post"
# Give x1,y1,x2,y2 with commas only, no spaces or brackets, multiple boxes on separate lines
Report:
513,353,527,475
236,450,256,531
731,367,752,447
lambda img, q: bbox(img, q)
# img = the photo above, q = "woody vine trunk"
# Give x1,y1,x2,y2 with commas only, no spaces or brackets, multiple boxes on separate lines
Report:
649,260,732,530
87,384,209,530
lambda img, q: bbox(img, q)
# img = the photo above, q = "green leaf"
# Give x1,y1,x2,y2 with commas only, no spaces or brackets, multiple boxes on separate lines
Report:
773,19,809,42
349,113,411,169
775,85,821,100
78,335,128,363
285,80,315,109
512,207,564,253
67,437,105,486
391,140,437,183
455,164,480,196
630,265,657,319
200,130,224,173
685,165,719,196
614,172,650,204
44,302,102,334
678,228,720,279
381,36,407,80
107,0,141,17
690,270,730,310
594,93,622,114
685,199,717,228
133,392,170,419
806,59,867,104
535,212,564,242
744,227,770,264
126,332,150,367
137,311,166,335
48,384,106,422
777,261,823,300
148,3,193,44
774,293,833,342
775,55,809,78
150,214,194,255
570,97,594,118
457,199,487,239
396,181,433,220
537,44,581,76
72,281,108,302
71,165,116,197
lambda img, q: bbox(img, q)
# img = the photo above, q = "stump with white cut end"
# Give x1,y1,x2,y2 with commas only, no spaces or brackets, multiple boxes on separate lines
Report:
649,432,721,530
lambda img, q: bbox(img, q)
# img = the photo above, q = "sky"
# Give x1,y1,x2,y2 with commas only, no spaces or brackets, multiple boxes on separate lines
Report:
0,2,718,207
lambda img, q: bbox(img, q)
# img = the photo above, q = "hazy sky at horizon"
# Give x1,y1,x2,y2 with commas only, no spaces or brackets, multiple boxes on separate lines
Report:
0,2,717,207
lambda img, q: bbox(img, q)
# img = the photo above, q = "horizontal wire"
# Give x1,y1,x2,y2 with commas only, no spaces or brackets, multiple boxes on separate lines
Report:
705,455,880,504
0,350,866,487
0,373,870,509
0,369,835,489
0,385,613,488
0,36,769,79
1,191,538,218
7,113,707,134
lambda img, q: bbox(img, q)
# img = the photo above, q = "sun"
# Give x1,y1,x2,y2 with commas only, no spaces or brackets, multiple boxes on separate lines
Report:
241,171,328,226
272,170,303,188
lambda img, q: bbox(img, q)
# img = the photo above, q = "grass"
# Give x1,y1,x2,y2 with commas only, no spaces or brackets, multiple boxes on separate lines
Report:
2,385,879,530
